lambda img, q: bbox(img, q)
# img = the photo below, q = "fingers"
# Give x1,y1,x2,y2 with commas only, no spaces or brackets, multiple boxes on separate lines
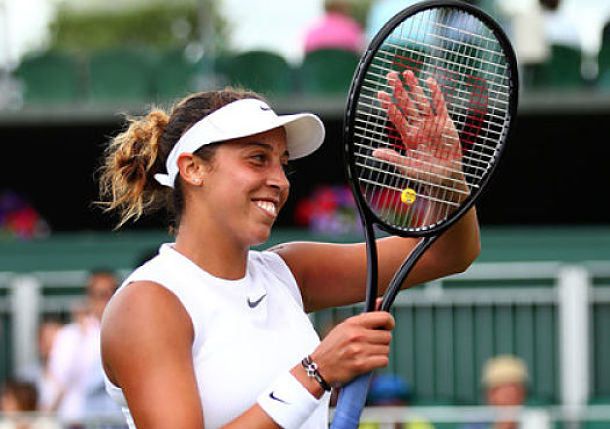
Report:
388,72,419,120
372,148,409,167
372,148,424,179
311,311,395,386
380,70,449,119
403,70,433,117
378,90,411,146
375,297,383,311
352,310,396,331
427,76,449,120
378,71,439,150
377,89,391,110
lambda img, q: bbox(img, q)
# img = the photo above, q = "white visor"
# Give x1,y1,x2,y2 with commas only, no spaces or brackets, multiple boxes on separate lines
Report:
154,98,325,188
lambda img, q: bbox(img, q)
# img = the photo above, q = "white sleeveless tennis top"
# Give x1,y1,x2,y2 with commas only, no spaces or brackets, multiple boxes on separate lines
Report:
104,243,329,428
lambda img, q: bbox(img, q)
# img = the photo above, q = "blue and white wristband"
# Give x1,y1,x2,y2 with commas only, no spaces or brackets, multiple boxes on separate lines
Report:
257,371,321,429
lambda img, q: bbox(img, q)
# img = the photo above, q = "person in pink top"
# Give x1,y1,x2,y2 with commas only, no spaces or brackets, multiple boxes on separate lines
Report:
304,0,365,54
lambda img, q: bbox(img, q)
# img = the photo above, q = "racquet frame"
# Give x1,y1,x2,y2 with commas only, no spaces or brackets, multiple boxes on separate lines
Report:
332,2,519,428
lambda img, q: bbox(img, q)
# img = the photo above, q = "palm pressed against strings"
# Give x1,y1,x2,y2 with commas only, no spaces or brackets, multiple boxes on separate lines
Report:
374,69,468,225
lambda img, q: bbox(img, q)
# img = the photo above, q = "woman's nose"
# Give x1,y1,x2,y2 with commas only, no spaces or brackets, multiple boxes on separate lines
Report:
268,163,290,191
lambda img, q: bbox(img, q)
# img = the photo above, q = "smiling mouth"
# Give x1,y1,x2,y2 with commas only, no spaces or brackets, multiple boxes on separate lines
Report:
254,200,277,217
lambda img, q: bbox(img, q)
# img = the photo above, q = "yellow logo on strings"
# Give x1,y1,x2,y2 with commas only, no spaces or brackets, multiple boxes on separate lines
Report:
401,188,417,205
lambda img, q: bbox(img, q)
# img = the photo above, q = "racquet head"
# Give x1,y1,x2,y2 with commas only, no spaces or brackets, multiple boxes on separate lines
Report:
344,0,519,237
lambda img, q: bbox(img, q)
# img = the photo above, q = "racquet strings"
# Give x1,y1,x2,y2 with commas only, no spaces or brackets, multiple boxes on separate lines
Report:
353,7,512,232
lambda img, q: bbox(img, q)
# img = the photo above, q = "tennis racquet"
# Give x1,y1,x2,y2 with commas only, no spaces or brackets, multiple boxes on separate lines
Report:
331,1,518,428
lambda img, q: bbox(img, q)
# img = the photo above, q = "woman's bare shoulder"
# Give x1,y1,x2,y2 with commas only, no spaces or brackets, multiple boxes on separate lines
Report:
101,280,194,386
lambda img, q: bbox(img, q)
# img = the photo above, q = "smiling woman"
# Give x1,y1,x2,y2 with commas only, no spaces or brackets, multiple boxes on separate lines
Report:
96,85,480,429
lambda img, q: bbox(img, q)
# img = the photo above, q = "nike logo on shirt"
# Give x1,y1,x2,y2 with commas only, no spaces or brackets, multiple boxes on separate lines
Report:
247,294,267,308
269,391,289,404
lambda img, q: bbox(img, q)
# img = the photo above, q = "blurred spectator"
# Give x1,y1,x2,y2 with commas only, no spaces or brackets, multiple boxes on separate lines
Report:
0,69,22,111
34,320,63,414
304,0,365,54
359,373,434,429
16,317,63,411
497,0,581,63
498,0,548,68
42,270,122,426
461,355,529,429
0,191,50,240
294,184,360,236
0,380,37,414
539,0,581,49
0,379,60,429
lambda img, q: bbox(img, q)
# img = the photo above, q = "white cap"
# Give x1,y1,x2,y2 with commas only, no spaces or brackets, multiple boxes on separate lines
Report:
482,355,529,388
154,98,325,188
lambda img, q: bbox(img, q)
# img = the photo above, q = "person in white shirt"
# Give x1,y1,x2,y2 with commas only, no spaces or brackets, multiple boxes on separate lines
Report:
44,271,121,425
97,85,480,428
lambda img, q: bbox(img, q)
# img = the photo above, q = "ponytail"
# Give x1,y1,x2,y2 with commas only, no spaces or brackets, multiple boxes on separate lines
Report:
97,109,170,228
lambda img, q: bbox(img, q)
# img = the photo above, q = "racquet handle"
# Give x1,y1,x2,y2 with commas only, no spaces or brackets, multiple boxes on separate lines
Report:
330,372,372,429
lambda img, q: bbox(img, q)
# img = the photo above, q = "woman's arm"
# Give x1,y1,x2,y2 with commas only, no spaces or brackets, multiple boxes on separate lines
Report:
102,281,395,428
101,282,205,428
275,70,481,313
273,206,480,313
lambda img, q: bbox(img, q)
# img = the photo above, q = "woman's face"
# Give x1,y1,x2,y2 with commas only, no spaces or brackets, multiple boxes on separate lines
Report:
487,382,526,407
0,389,19,412
197,126,290,247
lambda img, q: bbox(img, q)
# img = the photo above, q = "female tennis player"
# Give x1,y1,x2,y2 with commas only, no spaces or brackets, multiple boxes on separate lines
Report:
98,83,480,428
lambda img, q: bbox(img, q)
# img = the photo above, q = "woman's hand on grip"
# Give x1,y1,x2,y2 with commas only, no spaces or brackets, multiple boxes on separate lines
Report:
309,311,394,387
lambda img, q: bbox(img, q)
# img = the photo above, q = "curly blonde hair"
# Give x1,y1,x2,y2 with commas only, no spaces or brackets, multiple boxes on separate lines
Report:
97,88,265,229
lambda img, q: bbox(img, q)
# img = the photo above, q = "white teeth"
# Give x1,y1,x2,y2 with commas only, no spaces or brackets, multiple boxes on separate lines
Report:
255,200,277,217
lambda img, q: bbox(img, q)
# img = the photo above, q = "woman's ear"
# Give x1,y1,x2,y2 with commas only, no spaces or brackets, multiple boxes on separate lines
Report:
176,153,205,186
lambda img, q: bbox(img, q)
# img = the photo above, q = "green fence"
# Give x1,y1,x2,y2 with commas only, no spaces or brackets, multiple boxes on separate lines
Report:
1,227,610,409
2,226,610,273
313,272,561,405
